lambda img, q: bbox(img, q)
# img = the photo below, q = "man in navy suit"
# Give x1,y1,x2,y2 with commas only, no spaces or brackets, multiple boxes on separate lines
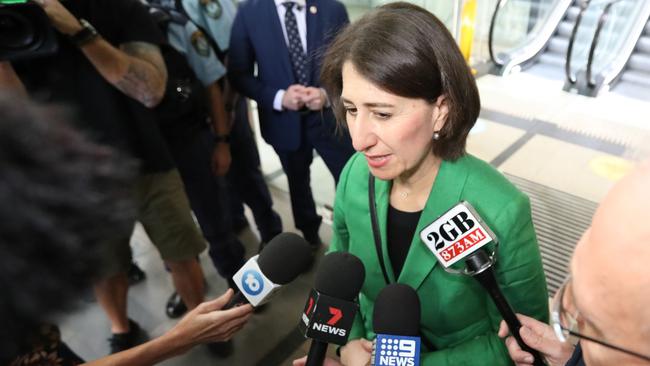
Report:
228,0,354,248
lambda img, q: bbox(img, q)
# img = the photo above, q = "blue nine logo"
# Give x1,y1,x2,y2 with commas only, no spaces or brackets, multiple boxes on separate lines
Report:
374,335,420,366
241,270,264,296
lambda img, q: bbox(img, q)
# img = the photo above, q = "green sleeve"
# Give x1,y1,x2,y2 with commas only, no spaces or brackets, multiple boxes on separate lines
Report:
327,155,368,341
420,194,549,365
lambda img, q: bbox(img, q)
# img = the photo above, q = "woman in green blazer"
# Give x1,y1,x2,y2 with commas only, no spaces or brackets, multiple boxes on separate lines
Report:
317,3,549,365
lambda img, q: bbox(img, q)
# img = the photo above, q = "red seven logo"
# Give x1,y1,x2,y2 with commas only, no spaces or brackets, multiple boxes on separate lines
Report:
305,297,315,315
327,307,343,325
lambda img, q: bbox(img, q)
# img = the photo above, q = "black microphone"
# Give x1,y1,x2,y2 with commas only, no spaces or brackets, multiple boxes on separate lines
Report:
225,232,312,309
371,284,422,366
299,252,365,366
419,202,545,366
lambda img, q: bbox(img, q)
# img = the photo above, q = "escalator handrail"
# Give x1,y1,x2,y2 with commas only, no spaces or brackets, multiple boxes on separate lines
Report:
586,0,624,87
488,0,510,66
491,0,574,73
565,0,591,85
586,0,650,89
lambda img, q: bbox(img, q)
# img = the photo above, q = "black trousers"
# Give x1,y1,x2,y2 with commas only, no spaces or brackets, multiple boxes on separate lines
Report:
166,126,245,278
227,98,283,243
274,115,355,242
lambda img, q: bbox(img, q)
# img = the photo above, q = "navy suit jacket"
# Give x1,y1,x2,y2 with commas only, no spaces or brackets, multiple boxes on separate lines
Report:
228,0,349,151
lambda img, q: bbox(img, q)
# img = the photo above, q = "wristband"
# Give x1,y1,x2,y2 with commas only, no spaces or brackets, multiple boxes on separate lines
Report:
214,134,231,144
69,19,99,47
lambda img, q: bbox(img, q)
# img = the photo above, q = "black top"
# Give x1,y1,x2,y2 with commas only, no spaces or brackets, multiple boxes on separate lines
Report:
387,205,422,278
13,0,174,173
565,344,585,366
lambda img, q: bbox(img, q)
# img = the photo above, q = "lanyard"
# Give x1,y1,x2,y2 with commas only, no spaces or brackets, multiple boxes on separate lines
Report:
368,173,437,352
368,173,391,285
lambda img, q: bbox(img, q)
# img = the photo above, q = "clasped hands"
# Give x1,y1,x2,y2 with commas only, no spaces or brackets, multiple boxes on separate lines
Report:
282,84,328,111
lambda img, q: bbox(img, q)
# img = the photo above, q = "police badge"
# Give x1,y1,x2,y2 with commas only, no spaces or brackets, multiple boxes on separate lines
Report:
199,0,222,19
190,30,211,57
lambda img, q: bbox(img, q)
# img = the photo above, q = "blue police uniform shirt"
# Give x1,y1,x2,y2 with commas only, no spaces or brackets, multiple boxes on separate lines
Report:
144,0,226,86
166,20,226,85
180,0,237,52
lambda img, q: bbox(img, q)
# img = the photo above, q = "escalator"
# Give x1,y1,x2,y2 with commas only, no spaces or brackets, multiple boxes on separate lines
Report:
606,10,650,99
566,0,650,100
490,0,650,101
489,0,577,80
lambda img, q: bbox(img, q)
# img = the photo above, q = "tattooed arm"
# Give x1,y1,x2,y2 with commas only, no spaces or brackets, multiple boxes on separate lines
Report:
34,0,167,108
79,40,168,108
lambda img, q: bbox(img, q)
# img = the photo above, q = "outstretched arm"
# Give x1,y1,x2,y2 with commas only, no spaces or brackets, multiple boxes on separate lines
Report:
82,290,253,366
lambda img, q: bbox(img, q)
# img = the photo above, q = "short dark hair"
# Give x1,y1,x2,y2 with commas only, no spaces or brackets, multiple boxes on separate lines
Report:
0,94,136,362
321,2,480,160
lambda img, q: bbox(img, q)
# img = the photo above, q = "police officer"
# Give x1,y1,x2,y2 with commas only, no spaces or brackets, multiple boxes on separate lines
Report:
139,4,249,358
178,0,284,248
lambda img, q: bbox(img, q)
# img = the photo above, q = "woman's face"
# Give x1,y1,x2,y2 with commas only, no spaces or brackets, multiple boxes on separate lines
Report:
341,61,447,181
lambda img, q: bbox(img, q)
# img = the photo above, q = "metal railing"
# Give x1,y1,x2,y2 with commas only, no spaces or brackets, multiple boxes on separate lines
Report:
585,0,623,87
488,0,510,66
564,0,591,85
488,0,574,75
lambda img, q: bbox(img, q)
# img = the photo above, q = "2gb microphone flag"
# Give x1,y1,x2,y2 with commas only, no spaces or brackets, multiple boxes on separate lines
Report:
419,201,497,268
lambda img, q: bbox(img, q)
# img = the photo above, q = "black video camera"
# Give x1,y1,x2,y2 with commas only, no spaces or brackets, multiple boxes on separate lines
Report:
0,0,58,61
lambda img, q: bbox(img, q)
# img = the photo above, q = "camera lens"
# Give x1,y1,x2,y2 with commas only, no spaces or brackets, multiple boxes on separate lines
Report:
0,10,38,50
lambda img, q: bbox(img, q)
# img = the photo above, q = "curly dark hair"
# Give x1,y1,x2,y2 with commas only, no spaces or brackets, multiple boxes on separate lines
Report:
0,93,137,362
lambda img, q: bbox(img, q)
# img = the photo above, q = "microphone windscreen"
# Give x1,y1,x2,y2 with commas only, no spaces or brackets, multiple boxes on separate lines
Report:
373,283,420,336
258,232,312,284
315,252,365,301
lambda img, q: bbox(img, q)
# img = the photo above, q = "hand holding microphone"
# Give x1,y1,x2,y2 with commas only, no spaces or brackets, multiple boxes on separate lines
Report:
370,284,421,366
419,202,545,366
226,232,312,309
299,251,366,366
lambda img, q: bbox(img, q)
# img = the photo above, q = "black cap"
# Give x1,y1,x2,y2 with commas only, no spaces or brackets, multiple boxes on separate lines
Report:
258,232,312,285
373,284,420,336
315,252,365,301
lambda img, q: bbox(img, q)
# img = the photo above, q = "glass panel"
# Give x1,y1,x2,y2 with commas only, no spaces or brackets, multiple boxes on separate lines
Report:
567,2,603,83
588,0,642,84
490,0,560,64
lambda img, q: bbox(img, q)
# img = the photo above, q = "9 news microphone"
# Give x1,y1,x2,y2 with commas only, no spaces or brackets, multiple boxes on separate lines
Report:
299,252,365,366
225,232,312,309
419,202,545,366
371,284,421,366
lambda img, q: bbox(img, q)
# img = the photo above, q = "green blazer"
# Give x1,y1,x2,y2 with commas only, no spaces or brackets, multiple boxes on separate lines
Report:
329,153,549,365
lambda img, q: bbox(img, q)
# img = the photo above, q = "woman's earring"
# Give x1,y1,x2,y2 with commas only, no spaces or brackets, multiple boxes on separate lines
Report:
433,131,440,140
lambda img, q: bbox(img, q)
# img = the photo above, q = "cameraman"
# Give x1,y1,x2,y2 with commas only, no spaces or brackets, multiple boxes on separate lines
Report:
0,94,253,366
1,0,215,354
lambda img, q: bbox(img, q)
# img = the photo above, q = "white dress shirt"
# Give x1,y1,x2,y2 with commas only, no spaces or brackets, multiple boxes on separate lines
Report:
273,0,308,111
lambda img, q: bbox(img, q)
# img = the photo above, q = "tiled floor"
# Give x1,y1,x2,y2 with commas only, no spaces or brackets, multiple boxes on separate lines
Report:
57,28,650,366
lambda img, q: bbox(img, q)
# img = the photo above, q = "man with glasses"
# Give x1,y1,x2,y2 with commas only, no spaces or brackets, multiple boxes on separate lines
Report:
498,162,650,365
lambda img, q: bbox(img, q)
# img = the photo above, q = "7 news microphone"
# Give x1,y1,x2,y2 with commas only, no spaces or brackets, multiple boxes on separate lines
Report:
225,232,312,309
371,284,421,366
419,202,545,366
299,252,365,366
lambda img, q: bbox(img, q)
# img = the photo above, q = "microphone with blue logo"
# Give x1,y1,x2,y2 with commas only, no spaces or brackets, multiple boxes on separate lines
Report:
371,284,421,366
226,232,312,309
299,252,365,366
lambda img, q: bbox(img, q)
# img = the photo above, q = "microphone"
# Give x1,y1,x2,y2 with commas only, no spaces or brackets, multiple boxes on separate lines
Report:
371,284,421,366
226,232,312,308
419,202,545,366
299,252,365,366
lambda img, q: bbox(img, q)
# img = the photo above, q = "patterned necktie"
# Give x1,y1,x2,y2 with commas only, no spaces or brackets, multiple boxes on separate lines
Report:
283,2,309,85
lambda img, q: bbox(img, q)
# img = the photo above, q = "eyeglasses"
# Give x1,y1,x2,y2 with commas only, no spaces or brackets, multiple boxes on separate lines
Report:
551,277,650,362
